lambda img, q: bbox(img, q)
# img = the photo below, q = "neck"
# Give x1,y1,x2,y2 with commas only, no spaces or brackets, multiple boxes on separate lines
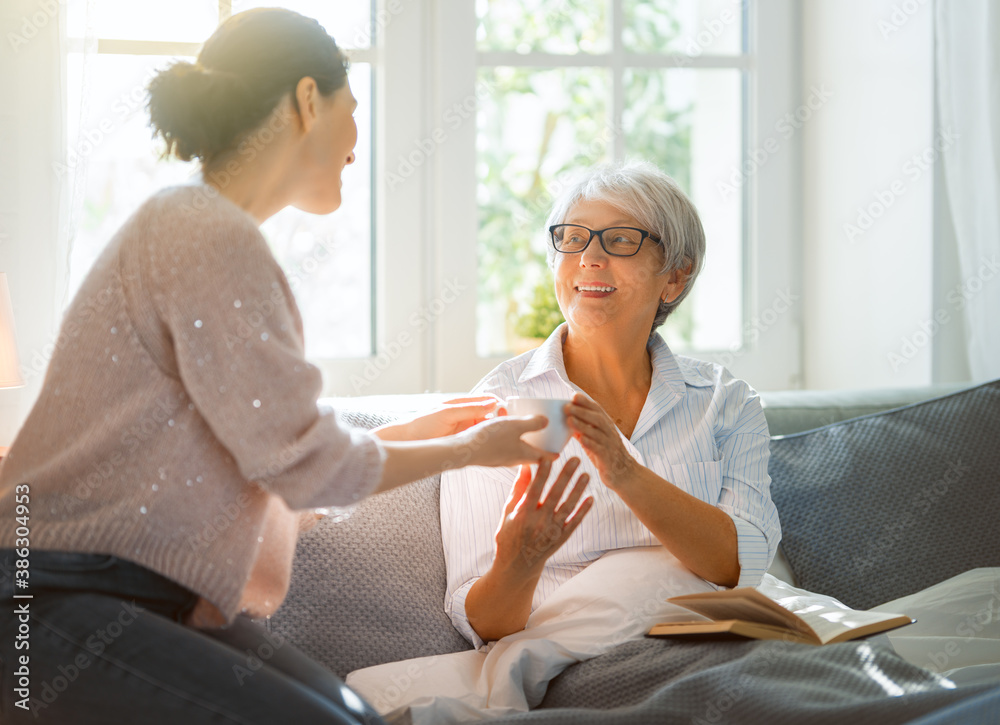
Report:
200,137,296,227
562,322,653,398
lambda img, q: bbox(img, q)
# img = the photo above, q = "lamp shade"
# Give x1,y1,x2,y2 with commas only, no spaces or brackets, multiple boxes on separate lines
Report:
0,273,24,388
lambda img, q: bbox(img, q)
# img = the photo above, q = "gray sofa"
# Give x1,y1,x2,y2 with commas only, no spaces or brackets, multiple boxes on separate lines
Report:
267,381,1000,724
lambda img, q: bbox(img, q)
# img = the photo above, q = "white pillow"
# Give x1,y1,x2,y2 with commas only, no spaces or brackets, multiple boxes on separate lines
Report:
765,544,797,586
869,567,1000,683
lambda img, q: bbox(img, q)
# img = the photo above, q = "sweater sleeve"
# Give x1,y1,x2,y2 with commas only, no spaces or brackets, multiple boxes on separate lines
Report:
137,197,383,510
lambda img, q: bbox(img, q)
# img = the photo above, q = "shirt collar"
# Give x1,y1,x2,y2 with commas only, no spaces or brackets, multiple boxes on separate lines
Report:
517,323,573,388
517,322,712,398
629,332,690,441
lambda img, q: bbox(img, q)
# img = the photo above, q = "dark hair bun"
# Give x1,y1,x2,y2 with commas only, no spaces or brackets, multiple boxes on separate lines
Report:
147,61,263,163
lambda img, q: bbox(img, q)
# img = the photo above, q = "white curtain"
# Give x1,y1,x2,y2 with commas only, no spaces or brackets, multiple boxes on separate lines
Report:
0,0,95,442
935,0,1000,381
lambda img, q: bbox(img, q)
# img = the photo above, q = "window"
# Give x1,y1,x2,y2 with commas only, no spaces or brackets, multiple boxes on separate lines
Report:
474,0,747,358
434,0,801,391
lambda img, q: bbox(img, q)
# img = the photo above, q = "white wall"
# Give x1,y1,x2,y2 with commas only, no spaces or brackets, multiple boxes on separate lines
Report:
0,0,69,446
932,141,972,383
801,0,936,389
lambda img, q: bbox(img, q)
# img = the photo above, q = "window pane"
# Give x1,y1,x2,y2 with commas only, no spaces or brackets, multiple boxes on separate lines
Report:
78,0,375,49
263,63,373,359
85,0,219,42
476,67,610,357
623,0,744,55
232,0,374,48
66,54,201,299
476,0,609,54
623,68,743,350
67,55,373,359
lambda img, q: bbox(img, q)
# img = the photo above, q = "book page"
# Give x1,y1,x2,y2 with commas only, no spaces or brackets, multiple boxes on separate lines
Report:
772,595,912,644
754,574,912,644
668,575,914,644
667,588,816,637
648,620,817,645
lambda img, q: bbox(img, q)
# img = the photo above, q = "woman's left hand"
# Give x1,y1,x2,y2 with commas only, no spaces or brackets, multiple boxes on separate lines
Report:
566,393,638,490
373,396,501,441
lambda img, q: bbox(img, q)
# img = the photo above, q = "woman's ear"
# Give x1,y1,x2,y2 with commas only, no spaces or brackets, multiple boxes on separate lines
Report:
660,262,693,304
293,76,321,133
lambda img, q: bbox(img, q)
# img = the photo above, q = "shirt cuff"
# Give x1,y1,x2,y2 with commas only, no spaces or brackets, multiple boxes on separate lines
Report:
445,578,488,651
727,513,772,589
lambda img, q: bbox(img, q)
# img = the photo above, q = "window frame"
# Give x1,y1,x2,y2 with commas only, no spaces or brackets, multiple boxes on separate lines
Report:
313,0,432,395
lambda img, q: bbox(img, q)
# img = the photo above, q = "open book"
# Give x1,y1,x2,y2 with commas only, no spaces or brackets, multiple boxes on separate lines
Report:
647,584,915,646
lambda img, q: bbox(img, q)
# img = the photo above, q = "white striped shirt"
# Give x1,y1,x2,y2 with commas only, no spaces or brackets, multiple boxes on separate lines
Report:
440,324,782,648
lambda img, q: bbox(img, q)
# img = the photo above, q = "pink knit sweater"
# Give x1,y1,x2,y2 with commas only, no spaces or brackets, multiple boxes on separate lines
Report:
0,183,384,621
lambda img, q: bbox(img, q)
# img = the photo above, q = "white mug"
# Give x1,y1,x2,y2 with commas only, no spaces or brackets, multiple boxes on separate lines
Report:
505,396,572,453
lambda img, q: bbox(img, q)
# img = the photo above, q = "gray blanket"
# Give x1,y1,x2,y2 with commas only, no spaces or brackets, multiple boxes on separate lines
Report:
490,637,998,724
379,637,997,724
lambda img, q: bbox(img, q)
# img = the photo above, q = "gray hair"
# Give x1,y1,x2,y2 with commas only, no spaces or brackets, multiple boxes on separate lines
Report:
544,160,706,338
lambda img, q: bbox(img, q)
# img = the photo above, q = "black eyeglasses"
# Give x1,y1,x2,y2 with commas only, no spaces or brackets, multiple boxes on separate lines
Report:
549,224,661,257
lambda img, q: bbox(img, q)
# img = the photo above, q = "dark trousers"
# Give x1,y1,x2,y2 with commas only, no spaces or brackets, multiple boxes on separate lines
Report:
0,549,385,724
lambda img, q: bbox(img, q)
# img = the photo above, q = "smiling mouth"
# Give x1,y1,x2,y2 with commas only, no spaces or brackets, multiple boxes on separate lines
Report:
576,285,617,293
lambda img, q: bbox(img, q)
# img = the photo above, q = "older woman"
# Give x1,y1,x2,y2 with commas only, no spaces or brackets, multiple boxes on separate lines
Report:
441,161,781,647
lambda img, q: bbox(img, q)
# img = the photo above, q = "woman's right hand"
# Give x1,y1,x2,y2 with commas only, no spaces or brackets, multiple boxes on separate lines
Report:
463,457,593,642
374,414,557,498
455,415,559,469
494,457,593,575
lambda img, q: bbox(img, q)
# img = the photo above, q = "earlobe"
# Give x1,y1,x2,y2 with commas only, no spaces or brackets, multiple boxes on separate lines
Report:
661,263,693,304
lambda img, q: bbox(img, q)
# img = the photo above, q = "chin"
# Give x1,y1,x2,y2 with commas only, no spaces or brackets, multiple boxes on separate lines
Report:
565,312,614,333
295,192,343,215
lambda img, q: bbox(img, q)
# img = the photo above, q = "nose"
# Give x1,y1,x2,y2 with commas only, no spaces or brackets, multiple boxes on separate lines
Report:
345,151,356,166
578,234,608,267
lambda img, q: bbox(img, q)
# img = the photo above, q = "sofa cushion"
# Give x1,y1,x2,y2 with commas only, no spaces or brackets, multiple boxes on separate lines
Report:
768,379,1000,610
268,409,472,679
